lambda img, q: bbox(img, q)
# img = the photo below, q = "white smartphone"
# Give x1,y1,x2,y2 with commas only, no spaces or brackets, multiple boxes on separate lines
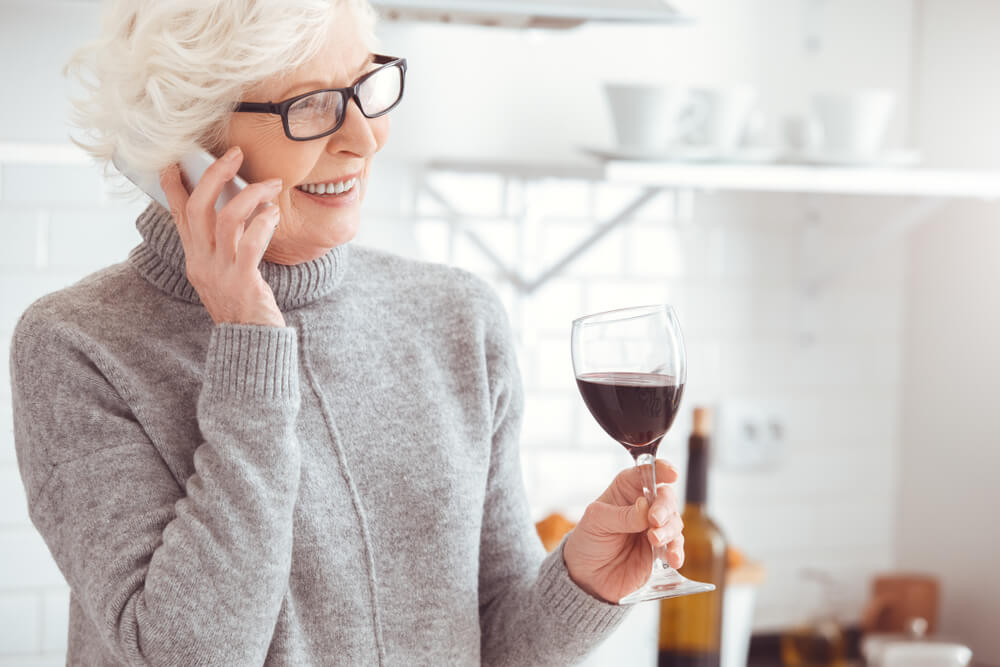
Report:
112,148,248,211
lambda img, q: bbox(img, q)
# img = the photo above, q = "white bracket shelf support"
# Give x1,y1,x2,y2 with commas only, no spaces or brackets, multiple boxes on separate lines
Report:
418,170,661,295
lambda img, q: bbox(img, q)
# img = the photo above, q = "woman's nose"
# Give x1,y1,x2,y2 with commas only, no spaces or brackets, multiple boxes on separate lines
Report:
327,98,379,157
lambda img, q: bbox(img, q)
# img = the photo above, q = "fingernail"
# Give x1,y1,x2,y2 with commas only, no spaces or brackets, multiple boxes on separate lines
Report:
224,146,242,162
652,508,668,526
265,178,282,190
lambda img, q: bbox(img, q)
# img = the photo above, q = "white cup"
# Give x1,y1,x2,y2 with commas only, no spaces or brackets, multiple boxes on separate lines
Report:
603,83,703,154
809,90,895,159
686,85,758,154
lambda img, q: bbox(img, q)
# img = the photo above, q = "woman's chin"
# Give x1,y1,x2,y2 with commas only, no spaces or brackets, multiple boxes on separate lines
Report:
263,213,359,264
293,185,361,237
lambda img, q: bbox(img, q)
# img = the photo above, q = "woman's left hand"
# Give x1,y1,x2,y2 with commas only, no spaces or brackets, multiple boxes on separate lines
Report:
563,458,684,604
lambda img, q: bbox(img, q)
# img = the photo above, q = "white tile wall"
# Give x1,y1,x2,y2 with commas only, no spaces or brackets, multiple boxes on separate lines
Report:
39,590,69,656
0,530,68,590
0,593,41,656
2,165,106,206
0,465,29,526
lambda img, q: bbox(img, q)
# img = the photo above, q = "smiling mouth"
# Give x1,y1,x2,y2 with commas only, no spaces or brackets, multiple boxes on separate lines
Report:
295,176,359,196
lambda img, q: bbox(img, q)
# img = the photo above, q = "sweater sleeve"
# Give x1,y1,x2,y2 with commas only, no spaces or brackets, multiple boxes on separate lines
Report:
9,315,301,666
475,292,631,666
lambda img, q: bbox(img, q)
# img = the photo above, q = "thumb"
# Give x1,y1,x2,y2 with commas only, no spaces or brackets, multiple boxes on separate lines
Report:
584,496,650,536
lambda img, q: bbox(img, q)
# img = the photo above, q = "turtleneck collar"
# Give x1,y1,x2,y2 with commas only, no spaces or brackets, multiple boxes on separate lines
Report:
127,202,349,310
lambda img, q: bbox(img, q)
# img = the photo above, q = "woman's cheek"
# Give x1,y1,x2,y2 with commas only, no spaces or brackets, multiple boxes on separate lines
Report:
372,116,391,151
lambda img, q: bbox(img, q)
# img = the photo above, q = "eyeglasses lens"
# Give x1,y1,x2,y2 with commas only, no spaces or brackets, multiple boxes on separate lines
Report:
287,91,345,140
358,65,402,116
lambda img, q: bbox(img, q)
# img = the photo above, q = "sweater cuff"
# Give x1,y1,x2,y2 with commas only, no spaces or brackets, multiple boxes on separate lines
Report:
536,537,632,634
203,324,299,400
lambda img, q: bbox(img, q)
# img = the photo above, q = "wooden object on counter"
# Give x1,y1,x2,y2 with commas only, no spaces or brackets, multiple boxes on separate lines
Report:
727,544,745,568
726,545,765,585
861,573,940,634
535,513,576,552
727,560,765,586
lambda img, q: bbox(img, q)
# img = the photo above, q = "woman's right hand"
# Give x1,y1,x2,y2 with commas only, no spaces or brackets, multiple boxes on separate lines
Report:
159,145,286,328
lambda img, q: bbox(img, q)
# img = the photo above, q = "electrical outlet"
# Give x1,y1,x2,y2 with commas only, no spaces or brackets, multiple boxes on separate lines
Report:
714,400,785,470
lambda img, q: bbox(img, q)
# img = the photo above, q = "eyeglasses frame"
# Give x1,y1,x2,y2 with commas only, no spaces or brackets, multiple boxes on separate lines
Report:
233,54,407,142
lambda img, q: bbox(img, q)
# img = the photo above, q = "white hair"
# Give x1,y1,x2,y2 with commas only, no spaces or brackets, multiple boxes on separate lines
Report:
65,0,378,177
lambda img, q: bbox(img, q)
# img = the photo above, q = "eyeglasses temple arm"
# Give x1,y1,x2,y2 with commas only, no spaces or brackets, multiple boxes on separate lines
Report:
233,102,283,114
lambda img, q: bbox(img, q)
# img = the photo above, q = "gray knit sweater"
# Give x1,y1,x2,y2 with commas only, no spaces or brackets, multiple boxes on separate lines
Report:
8,203,629,666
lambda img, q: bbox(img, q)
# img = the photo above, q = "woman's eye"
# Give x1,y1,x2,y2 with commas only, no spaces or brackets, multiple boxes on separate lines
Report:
292,94,337,117
297,97,323,111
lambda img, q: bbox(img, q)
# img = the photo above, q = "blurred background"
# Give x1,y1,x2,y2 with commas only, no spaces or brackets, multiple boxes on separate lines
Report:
1,0,998,665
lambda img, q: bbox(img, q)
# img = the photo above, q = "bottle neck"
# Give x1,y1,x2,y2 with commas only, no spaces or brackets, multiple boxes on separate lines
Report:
686,434,709,506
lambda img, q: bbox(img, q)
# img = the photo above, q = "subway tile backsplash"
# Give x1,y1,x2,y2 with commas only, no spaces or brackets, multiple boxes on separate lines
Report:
0,153,903,660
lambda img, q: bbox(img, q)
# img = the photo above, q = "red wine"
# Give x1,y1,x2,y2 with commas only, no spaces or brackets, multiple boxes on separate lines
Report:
576,372,684,456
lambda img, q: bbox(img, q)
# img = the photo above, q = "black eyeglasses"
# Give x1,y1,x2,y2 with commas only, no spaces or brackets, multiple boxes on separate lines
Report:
233,54,407,141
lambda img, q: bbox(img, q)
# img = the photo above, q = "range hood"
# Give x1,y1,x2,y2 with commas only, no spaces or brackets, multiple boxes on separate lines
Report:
371,0,688,29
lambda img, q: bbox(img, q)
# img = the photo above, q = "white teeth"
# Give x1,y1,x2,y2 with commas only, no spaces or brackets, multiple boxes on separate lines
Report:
297,178,357,196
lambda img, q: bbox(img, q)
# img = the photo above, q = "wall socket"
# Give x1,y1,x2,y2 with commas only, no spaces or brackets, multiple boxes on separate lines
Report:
713,400,785,470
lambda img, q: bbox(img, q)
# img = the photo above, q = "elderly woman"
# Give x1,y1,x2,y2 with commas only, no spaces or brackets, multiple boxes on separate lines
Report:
9,0,686,664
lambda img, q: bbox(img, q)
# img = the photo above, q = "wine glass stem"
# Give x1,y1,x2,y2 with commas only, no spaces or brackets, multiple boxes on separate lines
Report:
634,452,674,567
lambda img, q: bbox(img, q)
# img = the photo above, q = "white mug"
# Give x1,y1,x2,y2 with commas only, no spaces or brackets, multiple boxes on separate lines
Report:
809,90,895,159
603,83,705,153
686,85,758,154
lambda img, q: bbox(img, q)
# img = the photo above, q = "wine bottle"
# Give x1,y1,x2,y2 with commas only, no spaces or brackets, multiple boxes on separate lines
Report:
658,406,728,667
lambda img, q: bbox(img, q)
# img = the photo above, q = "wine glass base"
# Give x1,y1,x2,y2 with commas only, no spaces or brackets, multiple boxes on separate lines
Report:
618,566,716,605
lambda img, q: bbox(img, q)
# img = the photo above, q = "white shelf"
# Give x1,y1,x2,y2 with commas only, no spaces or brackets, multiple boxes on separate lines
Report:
428,157,1000,200
602,160,1000,200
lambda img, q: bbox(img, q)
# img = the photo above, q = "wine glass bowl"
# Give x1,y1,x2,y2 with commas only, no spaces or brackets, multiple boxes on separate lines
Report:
571,304,715,604
575,371,684,458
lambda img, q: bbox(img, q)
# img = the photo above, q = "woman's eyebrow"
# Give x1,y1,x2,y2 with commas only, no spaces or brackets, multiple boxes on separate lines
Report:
275,55,375,100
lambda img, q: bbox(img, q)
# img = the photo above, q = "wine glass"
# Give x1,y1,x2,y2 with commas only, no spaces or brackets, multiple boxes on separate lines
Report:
571,304,715,604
